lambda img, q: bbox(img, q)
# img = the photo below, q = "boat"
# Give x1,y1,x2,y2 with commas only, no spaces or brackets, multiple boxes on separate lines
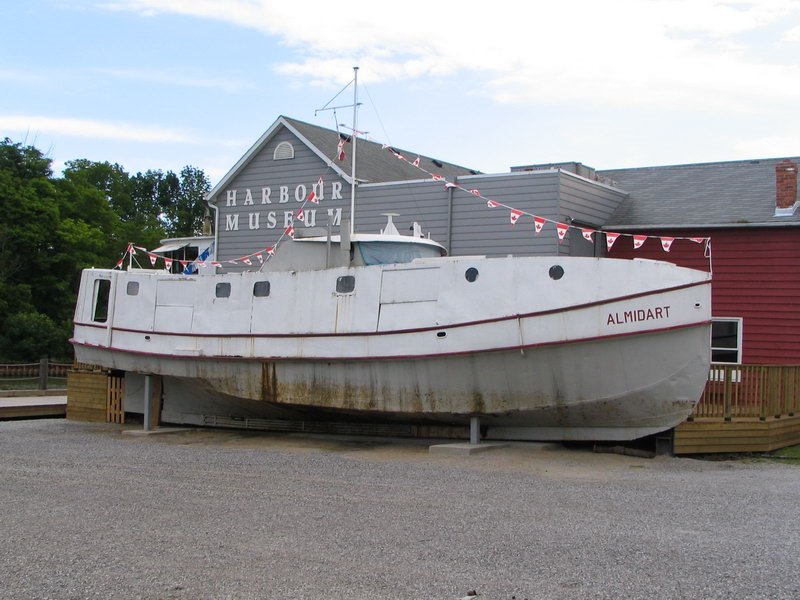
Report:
70,71,712,441
71,213,711,440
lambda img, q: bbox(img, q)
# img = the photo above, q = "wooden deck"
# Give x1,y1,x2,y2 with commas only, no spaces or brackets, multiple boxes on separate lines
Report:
0,396,67,419
674,364,800,454
674,415,800,454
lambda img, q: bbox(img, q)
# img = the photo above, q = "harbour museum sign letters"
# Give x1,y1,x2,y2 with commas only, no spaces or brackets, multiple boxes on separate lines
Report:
223,181,344,231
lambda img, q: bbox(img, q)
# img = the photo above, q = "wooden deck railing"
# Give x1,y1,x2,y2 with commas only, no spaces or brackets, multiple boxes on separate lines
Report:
691,364,800,420
0,359,72,391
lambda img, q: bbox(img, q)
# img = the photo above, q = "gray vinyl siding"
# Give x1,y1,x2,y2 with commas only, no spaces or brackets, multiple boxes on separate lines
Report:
450,172,562,257
559,173,628,227
359,171,566,257
355,181,450,241
558,173,628,257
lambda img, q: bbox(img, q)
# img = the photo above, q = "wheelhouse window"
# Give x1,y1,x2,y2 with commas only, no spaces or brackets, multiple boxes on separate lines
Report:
253,281,271,297
215,282,231,298
711,318,742,363
93,279,111,322
126,281,139,296
357,242,442,266
336,276,355,294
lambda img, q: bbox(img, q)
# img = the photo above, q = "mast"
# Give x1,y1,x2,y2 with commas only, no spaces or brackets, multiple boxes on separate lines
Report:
314,67,361,237
350,66,359,236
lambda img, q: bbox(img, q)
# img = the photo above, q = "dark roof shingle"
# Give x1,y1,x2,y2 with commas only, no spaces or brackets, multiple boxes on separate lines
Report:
599,157,800,228
284,116,480,183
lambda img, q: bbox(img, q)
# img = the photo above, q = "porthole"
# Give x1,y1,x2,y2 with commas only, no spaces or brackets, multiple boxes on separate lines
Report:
253,281,271,297
336,275,355,294
215,282,231,298
436,331,447,338
549,265,564,280
465,267,479,282
126,281,139,296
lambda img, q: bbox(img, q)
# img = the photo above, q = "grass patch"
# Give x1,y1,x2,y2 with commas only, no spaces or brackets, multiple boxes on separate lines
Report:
772,445,800,459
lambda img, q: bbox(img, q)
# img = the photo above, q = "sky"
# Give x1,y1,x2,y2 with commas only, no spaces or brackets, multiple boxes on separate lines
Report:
3,0,800,185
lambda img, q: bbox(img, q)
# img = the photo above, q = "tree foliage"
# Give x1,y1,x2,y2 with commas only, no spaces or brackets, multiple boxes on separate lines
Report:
0,138,211,361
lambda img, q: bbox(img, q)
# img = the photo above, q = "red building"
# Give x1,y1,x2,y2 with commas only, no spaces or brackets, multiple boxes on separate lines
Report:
599,158,800,366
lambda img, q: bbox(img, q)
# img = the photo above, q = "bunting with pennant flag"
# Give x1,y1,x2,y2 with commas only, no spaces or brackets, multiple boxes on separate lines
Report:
357,132,711,261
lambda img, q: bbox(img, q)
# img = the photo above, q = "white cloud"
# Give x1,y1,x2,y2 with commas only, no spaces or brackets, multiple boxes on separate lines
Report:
99,0,800,117
0,115,197,143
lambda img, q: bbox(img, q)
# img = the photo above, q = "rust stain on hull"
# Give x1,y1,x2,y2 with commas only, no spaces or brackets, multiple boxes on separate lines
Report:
261,361,278,403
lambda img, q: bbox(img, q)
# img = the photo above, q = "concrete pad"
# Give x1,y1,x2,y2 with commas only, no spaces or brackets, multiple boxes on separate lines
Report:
122,427,194,436
428,442,508,455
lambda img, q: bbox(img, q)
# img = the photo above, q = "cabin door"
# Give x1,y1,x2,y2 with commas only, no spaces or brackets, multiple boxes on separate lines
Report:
377,267,440,331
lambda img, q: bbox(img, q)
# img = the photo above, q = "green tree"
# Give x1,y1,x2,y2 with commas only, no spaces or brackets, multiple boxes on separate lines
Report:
0,139,62,359
172,165,211,237
0,138,212,361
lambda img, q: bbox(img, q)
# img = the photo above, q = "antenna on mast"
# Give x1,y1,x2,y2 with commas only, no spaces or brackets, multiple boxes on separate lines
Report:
315,66,361,236
349,66,358,236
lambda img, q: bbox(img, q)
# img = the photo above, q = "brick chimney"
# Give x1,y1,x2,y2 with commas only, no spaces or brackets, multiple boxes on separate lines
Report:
776,159,798,215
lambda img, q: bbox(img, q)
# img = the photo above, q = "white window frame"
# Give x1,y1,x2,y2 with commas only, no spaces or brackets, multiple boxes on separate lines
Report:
711,317,743,365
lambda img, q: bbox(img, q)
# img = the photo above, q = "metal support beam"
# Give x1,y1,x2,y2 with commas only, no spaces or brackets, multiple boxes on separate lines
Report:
143,374,152,432
470,416,480,445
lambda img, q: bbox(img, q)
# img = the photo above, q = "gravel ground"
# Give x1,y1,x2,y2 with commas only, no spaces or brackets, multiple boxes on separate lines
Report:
0,419,798,600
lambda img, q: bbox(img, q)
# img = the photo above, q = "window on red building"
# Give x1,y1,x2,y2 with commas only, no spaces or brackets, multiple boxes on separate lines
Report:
711,318,742,363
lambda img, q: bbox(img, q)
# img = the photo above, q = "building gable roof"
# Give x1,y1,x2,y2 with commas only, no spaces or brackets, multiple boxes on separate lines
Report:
207,116,480,202
600,157,800,229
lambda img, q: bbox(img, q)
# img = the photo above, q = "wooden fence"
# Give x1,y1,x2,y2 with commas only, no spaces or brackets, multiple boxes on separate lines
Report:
690,364,800,421
0,359,71,390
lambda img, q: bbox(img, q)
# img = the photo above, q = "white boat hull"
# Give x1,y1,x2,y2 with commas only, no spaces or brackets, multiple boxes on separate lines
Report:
76,323,708,440
71,255,712,441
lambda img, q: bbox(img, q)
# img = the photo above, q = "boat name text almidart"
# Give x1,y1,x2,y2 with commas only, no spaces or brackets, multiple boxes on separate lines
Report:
607,306,670,326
